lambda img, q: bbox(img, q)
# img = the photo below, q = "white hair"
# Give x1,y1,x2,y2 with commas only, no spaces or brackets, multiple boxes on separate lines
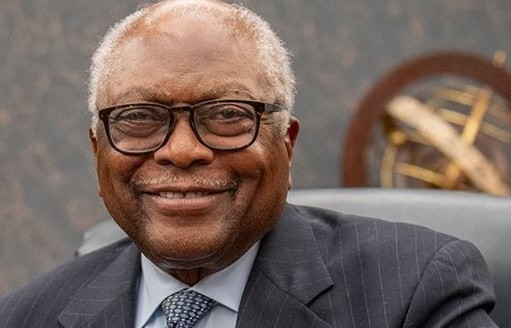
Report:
88,0,295,135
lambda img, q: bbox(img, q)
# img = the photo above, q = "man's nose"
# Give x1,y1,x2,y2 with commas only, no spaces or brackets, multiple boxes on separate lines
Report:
153,117,214,167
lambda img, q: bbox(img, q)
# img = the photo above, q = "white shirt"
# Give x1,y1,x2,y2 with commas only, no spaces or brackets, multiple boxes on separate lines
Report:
135,242,260,328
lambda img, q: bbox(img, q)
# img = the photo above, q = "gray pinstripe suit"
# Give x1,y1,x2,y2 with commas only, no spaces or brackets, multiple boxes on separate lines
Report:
0,204,498,327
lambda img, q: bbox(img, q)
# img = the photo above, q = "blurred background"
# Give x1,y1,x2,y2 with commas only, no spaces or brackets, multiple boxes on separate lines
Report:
1,0,511,296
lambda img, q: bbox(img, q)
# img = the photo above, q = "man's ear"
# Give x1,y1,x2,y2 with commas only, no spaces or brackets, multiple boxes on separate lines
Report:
88,128,102,198
89,128,98,155
284,116,300,162
284,117,300,189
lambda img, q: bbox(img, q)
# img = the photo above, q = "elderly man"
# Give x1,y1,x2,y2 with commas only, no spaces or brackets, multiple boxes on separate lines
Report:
0,1,498,327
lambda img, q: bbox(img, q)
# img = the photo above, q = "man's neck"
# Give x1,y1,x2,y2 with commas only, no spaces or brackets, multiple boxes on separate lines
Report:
167,268,211,286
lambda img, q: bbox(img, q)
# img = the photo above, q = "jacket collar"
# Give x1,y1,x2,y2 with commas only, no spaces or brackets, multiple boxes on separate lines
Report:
237,204,334,328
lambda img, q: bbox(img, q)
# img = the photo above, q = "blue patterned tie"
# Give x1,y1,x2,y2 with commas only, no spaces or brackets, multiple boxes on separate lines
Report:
161,289,217,328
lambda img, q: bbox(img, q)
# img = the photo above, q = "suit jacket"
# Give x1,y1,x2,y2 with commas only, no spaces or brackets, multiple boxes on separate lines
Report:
0,204,498,327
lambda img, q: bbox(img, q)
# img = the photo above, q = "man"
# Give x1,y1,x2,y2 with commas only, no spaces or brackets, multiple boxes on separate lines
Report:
0,1,498,327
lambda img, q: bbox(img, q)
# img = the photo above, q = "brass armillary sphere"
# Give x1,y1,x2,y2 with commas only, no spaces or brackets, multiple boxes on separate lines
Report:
343,51,511,196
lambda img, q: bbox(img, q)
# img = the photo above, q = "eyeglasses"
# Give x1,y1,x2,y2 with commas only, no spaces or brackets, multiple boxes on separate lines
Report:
98,99,283,155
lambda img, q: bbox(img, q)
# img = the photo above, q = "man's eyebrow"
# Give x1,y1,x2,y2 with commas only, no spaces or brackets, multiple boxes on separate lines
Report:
115,87,167,104
202,83,256,100
113,83,256,104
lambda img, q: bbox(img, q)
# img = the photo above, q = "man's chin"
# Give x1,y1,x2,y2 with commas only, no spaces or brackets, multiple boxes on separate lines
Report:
136,230,230,270
141,245,232,282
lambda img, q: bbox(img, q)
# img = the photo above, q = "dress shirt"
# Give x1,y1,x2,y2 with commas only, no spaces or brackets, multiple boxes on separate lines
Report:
135,242,260,328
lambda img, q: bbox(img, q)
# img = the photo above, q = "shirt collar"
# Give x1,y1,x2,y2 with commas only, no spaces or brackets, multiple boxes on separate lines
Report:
135,242,260,328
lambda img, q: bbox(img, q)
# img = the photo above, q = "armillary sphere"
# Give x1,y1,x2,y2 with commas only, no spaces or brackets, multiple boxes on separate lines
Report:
342,51,511,196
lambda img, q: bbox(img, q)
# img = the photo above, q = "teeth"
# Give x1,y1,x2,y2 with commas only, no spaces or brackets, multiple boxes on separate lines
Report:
159,191,209,199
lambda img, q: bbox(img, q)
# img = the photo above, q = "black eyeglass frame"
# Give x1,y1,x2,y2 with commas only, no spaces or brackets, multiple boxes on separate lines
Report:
97,99,283,155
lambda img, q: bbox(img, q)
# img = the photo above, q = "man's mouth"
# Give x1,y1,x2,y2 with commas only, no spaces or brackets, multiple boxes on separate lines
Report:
158,191,212,199
140,187,233,215
133,175,239,214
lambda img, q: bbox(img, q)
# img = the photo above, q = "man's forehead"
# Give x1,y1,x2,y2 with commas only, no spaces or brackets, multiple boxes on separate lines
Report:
115,6,239,59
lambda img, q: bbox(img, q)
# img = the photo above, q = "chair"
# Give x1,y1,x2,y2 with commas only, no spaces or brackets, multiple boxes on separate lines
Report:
78,188,511,325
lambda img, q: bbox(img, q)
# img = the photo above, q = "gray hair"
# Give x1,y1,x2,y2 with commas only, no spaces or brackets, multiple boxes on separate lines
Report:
88,0,295,135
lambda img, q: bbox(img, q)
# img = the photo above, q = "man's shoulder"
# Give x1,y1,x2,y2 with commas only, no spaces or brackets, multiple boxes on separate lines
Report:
0,238,135,326
291,202,455,237
288,203,459,263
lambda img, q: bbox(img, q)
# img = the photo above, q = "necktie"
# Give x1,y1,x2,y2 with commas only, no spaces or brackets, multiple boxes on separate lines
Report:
161,289,217,328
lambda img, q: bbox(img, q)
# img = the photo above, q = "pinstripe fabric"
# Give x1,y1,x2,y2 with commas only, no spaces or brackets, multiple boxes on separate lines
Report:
0,239,140,328
0,204,498,327
237,205,498,328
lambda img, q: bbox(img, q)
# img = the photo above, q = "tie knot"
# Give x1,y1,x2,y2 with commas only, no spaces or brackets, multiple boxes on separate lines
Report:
162,289,217,328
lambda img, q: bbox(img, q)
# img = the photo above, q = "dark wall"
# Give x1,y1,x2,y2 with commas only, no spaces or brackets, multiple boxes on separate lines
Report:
1,0,510,296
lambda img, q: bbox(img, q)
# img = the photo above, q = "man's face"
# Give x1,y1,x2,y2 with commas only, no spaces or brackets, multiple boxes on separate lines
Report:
90,14,299,277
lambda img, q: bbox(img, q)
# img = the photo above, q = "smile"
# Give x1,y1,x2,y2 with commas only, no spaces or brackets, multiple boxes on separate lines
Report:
158,191,211,199
140,186,235,215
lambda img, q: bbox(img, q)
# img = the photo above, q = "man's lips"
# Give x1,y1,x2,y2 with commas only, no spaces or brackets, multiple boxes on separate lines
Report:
132,174,239,213
136,180,238,214
143,187,234,200
139,182,238,196
157,191,214,199
140,189,232,214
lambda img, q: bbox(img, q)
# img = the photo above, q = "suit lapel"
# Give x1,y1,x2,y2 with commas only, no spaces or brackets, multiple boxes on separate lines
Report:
57,243,141,328
237,204,334,328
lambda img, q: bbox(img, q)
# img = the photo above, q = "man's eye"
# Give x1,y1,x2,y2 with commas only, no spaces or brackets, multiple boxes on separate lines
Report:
217,108,243,119
114,109,162,122
205,105,254,122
